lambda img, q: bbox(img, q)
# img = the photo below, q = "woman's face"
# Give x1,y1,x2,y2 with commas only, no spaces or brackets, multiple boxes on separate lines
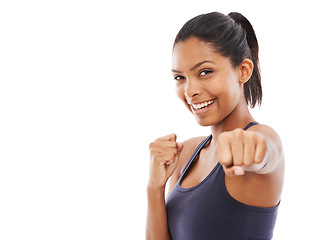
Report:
172,37,246,127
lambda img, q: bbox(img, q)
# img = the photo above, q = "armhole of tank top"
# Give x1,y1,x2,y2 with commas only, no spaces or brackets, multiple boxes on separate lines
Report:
218,121,279,213
218,165,279,213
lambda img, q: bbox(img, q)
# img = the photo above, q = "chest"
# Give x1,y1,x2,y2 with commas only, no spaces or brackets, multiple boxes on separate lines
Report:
180,148,218,189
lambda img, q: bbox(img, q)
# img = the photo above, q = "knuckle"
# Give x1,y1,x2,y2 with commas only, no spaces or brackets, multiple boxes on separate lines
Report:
154,136,163,141
260,136,267,146
233,128,243,136
152,153,159,162
149,142,160,152
167,133,177,142
233,157,243,166
234,128,242,133
149,142,155,150
218,132,228,144
219,157,232,167
244,159,253,167
246,131,255,141
257,135,267,148
255,158,263,164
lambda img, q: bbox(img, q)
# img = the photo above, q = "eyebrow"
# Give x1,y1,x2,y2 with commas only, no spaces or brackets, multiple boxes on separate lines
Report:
171,60,215,73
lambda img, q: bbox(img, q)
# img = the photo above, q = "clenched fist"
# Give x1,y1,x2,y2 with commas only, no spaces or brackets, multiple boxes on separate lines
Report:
217,128,268,177
148,134,183,190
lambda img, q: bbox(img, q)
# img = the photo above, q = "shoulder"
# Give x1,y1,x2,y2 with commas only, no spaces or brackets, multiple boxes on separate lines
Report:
244,123,284,177
225,123,285,207
179,136,208,171
166,136,207,195
181,136,207,157
246,123,283,151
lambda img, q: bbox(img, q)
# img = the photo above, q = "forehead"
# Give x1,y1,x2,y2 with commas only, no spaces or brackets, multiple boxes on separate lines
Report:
172,37,228,70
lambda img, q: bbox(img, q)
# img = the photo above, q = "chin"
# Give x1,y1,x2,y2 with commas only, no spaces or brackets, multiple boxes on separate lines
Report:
194,117,215,127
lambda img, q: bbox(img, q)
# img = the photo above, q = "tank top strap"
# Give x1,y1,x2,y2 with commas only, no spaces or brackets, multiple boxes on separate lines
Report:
179,135,212,178
179,121,259,179
243,121,259,130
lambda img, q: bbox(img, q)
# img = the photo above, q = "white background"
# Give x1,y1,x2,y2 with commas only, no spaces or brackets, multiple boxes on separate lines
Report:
0,0,318,239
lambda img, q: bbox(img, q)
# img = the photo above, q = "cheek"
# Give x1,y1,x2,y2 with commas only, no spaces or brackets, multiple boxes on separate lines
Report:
175,83,185,101
175,83,192,109
217,81,241,110
216,71,240,95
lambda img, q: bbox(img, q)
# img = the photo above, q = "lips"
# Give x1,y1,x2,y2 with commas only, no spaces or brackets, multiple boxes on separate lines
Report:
190,99,215,110
187,98,216,115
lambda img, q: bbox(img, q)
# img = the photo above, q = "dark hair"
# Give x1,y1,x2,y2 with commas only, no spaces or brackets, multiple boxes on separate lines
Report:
174,12,262,108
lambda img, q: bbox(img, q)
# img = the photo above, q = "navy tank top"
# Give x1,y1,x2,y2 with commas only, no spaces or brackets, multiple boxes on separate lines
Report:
166,122,279,240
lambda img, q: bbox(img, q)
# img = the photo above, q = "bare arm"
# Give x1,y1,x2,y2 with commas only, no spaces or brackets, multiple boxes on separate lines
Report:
146,186,171,240
217,124,285,207
146,135,204,240
146,134,182,240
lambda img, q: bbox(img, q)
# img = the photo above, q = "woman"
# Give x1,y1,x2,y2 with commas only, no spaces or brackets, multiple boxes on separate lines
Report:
146,12,284,240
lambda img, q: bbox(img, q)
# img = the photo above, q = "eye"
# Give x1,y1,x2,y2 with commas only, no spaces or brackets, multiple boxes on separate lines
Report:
199,70,213,76
174,75,185,81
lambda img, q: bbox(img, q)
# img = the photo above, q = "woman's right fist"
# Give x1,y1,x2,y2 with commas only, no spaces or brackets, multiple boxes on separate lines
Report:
148,134,183,190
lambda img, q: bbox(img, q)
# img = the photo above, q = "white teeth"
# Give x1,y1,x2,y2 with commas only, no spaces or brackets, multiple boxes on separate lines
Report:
191,99,215,110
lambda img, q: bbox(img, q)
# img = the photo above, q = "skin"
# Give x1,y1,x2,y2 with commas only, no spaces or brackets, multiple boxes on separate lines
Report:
146,37,285,240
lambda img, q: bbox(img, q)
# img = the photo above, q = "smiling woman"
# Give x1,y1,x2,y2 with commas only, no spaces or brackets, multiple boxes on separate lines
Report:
172,38,253,127
146,11,284,240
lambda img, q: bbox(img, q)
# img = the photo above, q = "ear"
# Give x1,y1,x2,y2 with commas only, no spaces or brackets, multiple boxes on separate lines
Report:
237,58,254,84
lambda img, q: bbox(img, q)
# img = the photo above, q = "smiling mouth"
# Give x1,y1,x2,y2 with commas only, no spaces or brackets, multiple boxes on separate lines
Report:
189,99,216,110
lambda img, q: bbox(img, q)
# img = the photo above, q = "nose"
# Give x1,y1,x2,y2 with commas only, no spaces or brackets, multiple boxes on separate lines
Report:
184,78,200,100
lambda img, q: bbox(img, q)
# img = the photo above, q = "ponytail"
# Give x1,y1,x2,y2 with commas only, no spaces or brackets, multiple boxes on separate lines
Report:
228,12,262,107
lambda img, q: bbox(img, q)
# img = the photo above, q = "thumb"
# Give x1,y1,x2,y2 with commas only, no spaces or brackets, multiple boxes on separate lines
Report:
223,165,245,177
175,142,183,161
176,142,184,152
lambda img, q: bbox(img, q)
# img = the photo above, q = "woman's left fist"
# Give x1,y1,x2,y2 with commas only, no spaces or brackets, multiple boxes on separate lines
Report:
216,128,268,177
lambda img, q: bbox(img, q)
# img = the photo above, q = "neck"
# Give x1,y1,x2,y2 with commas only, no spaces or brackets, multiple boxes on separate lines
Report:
211,102,254,138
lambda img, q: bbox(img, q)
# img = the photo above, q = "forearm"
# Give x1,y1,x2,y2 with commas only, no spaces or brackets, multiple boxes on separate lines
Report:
146,186,172,240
